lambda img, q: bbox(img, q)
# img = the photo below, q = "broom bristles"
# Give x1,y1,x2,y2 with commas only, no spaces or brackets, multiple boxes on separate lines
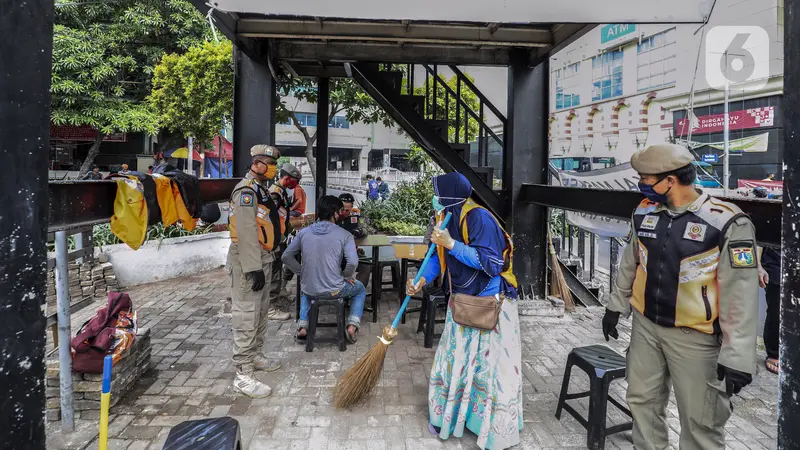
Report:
332,325,396,408
548,232,576,312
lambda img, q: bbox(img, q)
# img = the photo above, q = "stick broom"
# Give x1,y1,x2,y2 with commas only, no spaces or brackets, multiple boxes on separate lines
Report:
333,212,452,408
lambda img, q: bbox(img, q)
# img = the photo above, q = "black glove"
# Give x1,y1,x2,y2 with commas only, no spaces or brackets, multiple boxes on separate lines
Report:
602,310,620,341
247,270,266,292
717,364,752,396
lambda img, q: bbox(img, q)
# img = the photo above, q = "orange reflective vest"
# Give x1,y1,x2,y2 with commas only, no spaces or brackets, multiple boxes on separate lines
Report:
437,198,518,288
229,182,283,251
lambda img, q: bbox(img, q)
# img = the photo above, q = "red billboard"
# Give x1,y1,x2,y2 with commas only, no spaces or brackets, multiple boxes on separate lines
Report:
737,179,783,192
676,106,775,136
50,125,127,142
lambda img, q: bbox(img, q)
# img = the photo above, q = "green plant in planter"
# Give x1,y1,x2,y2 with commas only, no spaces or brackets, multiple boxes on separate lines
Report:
359,175,434,236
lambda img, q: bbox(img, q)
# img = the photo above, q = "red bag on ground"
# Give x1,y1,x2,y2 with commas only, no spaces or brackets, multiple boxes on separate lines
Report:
70,292,136,373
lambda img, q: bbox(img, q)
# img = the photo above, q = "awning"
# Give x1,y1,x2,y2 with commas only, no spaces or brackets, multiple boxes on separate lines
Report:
211,0,715,23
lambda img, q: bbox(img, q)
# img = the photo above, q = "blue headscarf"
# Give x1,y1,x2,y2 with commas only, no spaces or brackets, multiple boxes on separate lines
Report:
432,172,472,239
431,172,517,298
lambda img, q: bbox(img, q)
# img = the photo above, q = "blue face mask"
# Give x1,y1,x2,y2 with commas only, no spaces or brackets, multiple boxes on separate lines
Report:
432,196,445,212
638,177,670,204
432,195,466,212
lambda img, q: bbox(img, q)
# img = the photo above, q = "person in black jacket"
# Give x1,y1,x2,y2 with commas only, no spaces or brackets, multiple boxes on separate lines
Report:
760,247,781,374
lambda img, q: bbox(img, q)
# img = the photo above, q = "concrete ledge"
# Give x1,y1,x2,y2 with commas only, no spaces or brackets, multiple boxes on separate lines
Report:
99,232,230,287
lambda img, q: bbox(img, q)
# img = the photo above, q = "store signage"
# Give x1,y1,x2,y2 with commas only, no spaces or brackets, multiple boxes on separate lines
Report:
600,24,636,45
702,154,718,163
50,125,127,142
676,107,775,136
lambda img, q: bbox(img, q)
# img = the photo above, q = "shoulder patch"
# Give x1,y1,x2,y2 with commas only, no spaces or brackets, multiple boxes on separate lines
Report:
729,240,756,268
240,192,255,207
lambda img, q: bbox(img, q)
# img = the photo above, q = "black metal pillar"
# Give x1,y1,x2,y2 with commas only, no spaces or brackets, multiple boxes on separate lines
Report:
233,45,275,177
780,0,800,446
0,0,52,446
315,77,330,202
505,51,549,298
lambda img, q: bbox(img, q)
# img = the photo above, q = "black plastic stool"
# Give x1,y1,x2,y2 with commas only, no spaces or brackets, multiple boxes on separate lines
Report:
379,260,400,292
416,287,448,348
400,259,423,324
555,345,633,450
305,295,347,352
162,417,241,450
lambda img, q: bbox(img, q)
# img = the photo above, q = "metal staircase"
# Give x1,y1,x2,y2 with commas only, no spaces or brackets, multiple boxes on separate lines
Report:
348,62,506,218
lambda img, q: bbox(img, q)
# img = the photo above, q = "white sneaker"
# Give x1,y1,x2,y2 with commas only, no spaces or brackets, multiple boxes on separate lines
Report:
267,307,291,321
254,355,282,372
233,373,272,398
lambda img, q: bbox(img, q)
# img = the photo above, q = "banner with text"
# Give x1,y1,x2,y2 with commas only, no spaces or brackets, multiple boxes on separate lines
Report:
554,163,640,237
676,107,775,136
737,179,783,192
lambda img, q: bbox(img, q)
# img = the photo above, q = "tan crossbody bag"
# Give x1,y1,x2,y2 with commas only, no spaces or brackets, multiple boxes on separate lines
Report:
449,270,503,331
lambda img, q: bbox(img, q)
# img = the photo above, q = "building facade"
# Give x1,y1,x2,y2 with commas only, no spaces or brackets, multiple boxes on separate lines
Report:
274,93,412,175
548,0,784,188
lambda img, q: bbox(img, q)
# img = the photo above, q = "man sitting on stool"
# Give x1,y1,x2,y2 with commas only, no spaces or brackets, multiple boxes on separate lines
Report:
282,195,366,344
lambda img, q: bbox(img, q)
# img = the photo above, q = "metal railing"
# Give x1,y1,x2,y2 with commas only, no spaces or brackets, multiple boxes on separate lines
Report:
377,63,506,185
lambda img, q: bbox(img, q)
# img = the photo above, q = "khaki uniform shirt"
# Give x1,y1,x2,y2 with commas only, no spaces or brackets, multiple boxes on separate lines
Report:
608,194,759,374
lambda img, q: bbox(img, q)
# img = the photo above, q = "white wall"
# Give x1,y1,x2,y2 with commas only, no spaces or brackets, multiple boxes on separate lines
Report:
100,232,230,287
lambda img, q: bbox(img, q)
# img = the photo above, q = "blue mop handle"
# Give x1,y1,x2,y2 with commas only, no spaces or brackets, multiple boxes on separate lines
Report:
391,212,452,329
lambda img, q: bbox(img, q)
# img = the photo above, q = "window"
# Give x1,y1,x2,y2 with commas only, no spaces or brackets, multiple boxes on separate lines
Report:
637,29,676,91
592,51,624,101
280,113,350,128
330,116,350,129
554,63,581,110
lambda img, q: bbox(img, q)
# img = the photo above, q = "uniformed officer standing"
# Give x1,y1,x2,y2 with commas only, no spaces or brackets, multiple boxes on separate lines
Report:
227,145,283,398
603,144,758,449
266,163,302,320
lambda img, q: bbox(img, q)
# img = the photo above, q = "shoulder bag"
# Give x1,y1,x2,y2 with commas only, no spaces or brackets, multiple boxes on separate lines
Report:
449,271,503,331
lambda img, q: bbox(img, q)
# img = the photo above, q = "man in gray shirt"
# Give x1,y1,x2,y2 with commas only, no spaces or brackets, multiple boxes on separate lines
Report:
282,195,366,343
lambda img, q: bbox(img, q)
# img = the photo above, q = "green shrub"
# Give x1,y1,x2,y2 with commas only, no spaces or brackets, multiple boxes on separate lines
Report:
360,175,434,236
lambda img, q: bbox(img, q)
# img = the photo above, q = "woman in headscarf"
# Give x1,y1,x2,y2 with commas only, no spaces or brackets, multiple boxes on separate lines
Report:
407,172,523,450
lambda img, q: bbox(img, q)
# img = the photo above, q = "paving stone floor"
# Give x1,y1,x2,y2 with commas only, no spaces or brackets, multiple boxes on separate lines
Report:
46,268,779,449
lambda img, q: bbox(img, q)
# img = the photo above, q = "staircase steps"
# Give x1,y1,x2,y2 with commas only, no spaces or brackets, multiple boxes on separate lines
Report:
402,95,426,115
426,119,448,140
450,143,471,162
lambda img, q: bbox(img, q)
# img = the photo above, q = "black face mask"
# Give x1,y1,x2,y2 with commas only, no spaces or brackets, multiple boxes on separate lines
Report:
638,177,671,204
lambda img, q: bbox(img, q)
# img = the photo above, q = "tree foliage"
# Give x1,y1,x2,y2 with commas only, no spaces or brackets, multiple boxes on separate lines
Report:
149,41,234,146
276,78,396,180
51,0,210,174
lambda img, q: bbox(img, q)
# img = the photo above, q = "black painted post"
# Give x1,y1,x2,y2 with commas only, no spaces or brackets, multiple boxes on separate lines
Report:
316,77,330,202
0,0,52,446
505,51,549,298
779,0,800,446
233,46,275,177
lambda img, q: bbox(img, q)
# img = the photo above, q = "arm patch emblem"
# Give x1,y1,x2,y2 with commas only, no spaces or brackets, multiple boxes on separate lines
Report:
240,192,254,207
729,241,756,268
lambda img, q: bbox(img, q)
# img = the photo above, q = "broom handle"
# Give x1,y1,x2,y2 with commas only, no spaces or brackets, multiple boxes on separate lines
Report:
390,212,452,329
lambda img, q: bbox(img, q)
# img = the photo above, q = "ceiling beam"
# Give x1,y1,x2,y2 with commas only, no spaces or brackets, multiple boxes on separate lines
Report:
271,40,517,65
286,62,348,78
238,19,552,47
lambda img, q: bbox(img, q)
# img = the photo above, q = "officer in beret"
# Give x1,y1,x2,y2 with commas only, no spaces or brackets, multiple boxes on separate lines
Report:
603,144,758,449
226,144,283,398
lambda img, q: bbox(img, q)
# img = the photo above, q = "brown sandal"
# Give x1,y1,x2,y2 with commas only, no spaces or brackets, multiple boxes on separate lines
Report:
765,357,779,374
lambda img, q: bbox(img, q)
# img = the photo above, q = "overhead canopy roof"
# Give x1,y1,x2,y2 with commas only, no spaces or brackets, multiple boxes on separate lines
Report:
206,0,715,24
192,0,715,70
